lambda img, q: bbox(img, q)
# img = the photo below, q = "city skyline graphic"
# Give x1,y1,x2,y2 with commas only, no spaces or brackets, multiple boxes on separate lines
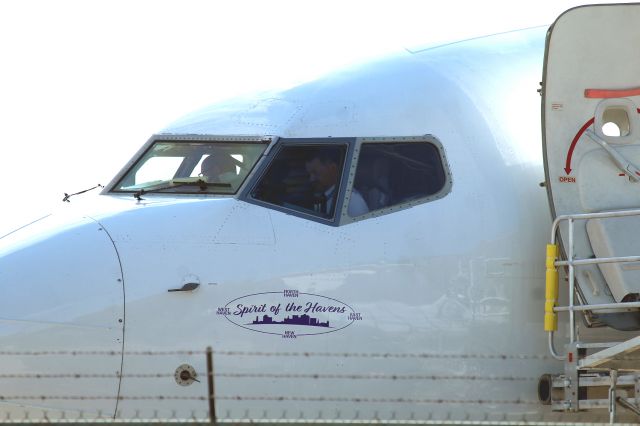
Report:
249,314,331,328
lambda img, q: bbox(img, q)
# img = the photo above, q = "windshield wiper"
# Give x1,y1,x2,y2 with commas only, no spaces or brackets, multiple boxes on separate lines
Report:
62,184,103,202
133,179,232,200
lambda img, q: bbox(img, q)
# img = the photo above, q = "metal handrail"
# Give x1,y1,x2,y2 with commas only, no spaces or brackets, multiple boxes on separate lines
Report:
556,255,640,267
555,301,640,313
548,207,640,360
550,208,640,243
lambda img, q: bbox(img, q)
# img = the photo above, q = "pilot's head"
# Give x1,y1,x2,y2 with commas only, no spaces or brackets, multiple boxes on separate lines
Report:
305,151,340,192
200,154,237,181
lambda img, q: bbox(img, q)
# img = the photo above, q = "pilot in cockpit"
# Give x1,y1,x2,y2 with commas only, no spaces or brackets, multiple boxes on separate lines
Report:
305,151,369,217
200,153,239,183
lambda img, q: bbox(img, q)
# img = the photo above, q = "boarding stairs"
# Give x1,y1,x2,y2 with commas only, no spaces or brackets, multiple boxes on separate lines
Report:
541,208,640,421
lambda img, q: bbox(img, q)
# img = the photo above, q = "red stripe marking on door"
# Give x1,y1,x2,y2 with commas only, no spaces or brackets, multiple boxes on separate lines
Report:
585,88,640,99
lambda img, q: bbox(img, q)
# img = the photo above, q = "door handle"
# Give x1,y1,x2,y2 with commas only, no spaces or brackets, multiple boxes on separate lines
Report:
168,282,200,292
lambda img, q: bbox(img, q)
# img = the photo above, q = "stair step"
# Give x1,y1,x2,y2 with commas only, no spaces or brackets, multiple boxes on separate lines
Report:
552,373,638,388
553,397,639,411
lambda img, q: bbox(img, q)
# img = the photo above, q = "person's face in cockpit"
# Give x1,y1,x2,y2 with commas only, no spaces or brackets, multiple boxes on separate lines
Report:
305,157,338,192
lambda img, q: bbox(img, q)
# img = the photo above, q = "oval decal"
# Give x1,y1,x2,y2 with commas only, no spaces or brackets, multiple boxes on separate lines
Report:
218,291,360,337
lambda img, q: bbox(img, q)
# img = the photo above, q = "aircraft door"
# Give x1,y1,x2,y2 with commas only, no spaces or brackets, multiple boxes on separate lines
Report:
543,4,640,329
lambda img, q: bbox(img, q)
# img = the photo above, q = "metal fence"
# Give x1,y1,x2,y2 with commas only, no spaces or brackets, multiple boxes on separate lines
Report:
2,347,638,425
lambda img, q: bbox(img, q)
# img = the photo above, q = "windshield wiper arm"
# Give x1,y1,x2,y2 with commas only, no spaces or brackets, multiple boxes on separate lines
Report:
133,179,232,200
63,184,103,202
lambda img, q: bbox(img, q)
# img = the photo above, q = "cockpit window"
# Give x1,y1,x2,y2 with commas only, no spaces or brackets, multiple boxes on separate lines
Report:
113,141,267,194
351,141,447,216
244,136,450,225
250,145,352,219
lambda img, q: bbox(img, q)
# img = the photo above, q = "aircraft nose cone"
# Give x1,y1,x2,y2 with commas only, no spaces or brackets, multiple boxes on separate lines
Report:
0,214,125,417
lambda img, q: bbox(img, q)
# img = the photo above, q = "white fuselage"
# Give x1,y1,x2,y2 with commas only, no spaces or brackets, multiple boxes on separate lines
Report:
0,27,606,422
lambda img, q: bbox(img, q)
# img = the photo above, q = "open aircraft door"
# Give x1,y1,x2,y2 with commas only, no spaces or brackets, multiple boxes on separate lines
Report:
543,4,640,330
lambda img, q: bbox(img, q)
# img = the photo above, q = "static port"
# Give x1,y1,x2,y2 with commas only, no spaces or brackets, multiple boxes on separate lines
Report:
174,364,197,386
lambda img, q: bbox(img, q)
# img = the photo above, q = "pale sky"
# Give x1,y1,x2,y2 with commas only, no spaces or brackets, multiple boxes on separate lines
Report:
0,1,621,228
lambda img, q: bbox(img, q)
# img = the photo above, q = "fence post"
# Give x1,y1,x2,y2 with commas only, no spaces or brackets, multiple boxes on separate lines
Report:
206,346,216,424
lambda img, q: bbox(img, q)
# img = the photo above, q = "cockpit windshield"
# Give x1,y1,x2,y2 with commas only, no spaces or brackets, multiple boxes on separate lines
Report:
113,141,268,195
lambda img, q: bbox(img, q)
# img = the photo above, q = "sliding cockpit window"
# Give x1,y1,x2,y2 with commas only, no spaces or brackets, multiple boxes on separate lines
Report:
352,141,447,215
112,141,268,195
250,144,348,219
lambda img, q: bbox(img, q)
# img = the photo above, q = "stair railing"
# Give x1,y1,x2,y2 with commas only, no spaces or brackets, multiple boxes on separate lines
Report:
547,208,640,360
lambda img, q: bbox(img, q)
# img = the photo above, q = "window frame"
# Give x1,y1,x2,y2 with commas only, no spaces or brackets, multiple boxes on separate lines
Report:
341,135,453,224
241,135,452,226
242,137,357,226
103,134,274,196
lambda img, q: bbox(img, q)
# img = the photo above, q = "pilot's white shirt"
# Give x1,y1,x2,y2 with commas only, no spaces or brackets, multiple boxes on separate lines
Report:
325,185,369,217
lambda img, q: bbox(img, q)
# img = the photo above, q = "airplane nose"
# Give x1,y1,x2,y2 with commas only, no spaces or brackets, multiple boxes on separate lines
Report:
0,214,125,417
